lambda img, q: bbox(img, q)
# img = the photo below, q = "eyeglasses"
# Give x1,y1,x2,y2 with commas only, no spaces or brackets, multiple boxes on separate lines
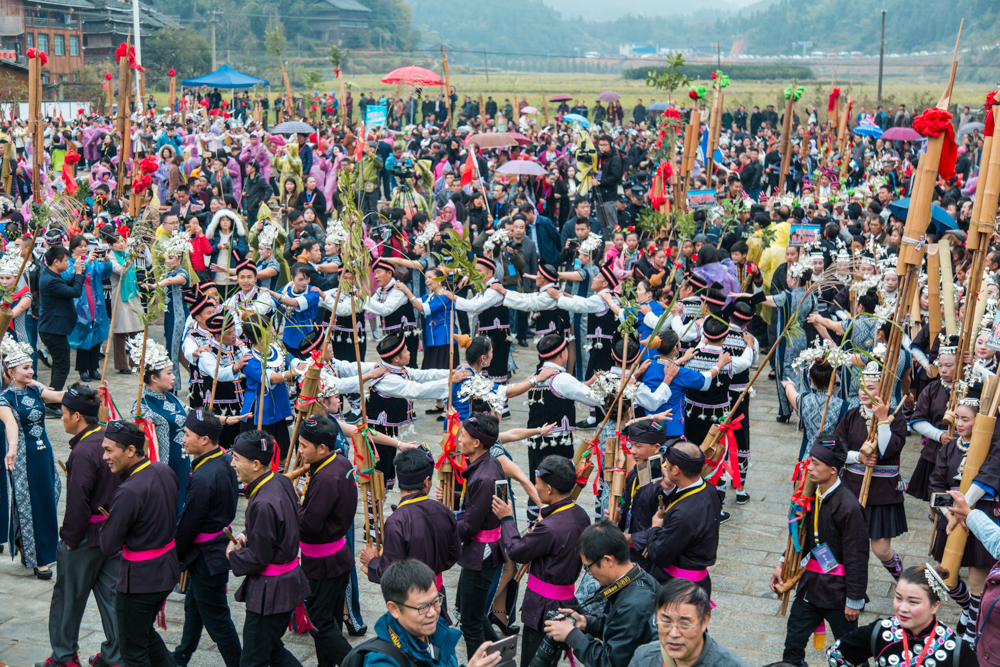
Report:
656,618,699,632
397,593,445,616
582,559,600,572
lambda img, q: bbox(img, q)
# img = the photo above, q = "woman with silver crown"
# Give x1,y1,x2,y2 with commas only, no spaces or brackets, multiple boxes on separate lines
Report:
0,337,64,578
0,248,32,345
129,333,191,515
826,564,976,667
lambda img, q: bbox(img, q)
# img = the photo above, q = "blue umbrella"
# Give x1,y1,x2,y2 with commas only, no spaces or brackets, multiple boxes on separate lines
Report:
648,102,670,111
853,123,883,139
562,113,590,127
886,197,957,232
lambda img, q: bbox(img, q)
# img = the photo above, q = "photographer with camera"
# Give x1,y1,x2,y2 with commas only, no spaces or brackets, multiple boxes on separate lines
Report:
492,455,590,667
542,521,657,667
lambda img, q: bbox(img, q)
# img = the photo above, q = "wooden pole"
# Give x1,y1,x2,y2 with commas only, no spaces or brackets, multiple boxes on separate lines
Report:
778,80,796,193
168,74,176,114
926,244,942,344
441,45,452,131
438,303,458,511
939,240,958,335
0,141,12,195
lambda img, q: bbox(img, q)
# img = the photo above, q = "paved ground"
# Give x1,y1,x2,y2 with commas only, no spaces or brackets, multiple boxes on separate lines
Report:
0,333,956,667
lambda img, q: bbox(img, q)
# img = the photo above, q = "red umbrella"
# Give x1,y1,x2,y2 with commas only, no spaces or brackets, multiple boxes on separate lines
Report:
507,132,532,146
550,94,572,102
381,66,444,87
882,127,924,142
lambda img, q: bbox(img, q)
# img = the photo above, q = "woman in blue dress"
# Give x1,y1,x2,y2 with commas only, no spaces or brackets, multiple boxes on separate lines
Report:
1,338,63,578
62,234,112,383
129,334,191,515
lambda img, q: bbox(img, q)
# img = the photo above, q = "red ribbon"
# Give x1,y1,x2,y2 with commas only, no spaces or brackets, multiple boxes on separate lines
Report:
134,415,159,462
435,411,467,484
309,348,324,368
789,459,813,512
707,414,744,490
577,437,604,496
986,92,997,138
912,107,957,181
827,88,840,112
61,151,80,194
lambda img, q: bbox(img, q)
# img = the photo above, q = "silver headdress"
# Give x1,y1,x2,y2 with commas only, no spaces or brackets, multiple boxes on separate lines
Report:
0,336,33,369
163,230,194,258
938,333,959,357
258,222,280,250
0,249,22,277
317,367,340,400
127,333,172,371
787,254,813,281
0,194,15,218
578,233,603,257
923,564,949,601
861,343,886,382
457,373,507,415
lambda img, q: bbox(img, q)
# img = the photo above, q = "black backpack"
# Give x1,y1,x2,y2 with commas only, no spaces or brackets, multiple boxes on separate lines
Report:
342,637,415,667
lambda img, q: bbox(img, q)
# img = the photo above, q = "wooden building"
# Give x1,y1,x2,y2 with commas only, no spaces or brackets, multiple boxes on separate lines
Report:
1,0,86,82
311,0,371,44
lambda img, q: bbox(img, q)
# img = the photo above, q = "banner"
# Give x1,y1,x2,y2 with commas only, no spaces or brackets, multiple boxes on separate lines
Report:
365,105,387,130
687,189,716,208
789,223,821,246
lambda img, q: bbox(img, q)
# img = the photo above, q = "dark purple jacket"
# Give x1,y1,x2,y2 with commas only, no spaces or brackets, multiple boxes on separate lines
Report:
367,492,461,583
456,452,506,570
500,496,590,630
100,458,180,594
298,451,357,580
62,425,118,549
230,472,311,615
175,447,239,576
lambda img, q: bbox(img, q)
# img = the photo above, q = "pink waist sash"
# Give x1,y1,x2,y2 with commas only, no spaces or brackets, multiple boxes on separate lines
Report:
527,574,576,600
193,528,228,544
122,539,176,562
474,527,501,543
664,564,709,582
435,573,443,591
299,537,347,558
261,556,300,576
805,559,846,576
89,514,107,524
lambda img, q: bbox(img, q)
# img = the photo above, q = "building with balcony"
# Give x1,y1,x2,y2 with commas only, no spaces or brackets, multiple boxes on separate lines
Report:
0,0,86,82
311,0,371,44
79,0,178,61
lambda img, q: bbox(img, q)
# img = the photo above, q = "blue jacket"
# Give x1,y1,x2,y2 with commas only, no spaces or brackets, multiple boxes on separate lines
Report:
531,215,562,263
61,259,113,350
38,265,86,336
208,232,249,269
278,283,320,349
156,133,183,153
363,613,461,667
240,344,293,425
642,359,708,437
421,293,458,347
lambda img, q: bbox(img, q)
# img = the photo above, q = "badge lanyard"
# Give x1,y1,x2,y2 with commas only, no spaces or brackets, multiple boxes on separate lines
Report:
900,621,936,667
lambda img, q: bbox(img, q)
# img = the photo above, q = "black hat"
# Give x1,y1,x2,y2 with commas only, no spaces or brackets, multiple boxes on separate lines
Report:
538,263,559,283
377,335,407,361
477,255,497,272
687,272,708,291
298,326,325,356
537,334,568,360
703,316,730,342
626,421,666,446
184,408,223,441
598,259,619,289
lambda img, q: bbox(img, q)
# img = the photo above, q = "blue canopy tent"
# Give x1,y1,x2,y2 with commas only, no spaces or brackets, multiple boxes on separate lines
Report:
181,64,269,88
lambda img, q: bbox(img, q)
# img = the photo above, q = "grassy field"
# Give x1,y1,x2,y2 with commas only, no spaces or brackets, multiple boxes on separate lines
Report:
183,71,989,121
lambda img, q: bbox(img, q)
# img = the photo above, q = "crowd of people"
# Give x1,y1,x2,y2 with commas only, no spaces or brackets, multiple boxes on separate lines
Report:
0,76,998,667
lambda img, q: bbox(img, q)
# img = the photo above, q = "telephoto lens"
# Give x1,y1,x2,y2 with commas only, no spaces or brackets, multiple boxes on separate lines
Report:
528,611,574,667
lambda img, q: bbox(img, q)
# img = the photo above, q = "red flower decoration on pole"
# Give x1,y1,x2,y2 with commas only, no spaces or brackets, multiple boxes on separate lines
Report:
105,73,113,81
25,48,35,59
132,174,152,194
139,156,158,174
200,99,209,107
168,68,176,77
912,107,958,180
38,51,47,66
827,87,841,112
985,91,997,138
63,151,81,166
223,112,230,119
688,90,699,100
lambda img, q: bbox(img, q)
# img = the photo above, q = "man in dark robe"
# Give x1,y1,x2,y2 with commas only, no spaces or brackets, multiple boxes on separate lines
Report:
100,420,180,667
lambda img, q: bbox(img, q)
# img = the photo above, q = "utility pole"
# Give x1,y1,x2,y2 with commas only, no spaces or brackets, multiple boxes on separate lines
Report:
484,47,488,83
716,42,720,70
877,10,886,104
208,10,223,70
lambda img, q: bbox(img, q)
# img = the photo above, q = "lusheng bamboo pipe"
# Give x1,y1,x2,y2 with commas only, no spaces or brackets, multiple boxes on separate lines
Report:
942,375,998,586
967,100,999,242
705,80,723,180
939,240,957,335
926,244,942,346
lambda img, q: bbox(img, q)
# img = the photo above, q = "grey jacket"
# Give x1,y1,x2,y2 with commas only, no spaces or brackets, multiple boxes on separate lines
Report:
627,636,749,667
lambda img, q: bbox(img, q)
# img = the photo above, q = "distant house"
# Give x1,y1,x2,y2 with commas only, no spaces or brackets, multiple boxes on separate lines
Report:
79,0,178,61
0,0,87,82
310,0,370,44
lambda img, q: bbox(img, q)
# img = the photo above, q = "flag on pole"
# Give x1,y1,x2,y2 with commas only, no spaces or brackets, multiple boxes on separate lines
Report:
461,148,477,188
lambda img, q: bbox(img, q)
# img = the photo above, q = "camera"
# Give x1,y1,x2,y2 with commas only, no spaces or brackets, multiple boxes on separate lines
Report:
529,611,575,667
567,239,580,251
